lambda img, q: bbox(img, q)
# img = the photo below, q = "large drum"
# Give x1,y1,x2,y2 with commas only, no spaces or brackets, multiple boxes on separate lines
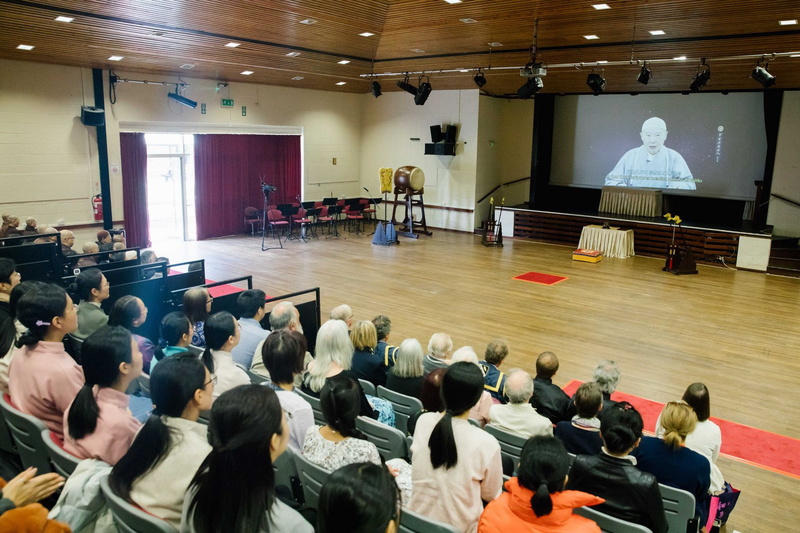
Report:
394,166,425,192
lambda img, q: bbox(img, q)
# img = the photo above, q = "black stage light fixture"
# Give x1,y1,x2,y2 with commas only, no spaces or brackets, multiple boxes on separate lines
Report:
690,60,711,92
637,62,651,85
415,76,432,105
752,64,776,88
167,88,197,109
586,71,606,95
517,76,543,99
473,68,487,88
371,80,382,98
397,74,418,96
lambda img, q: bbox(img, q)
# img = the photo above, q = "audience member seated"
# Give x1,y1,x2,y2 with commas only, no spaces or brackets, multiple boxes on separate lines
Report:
149,311,193,373
350,320,386,387
592,360,621,412
108,295,156,374
63,326,143,465
478,436,604,533
450,347,494,427
109,354,213,529
632,401,711,524
75,242,100,268
479,339,509,403
0,215,22,239
409,362,503,532
9,284,83,439
0,468,66,528
408,368,445,436
251,301,311,388
317,462,400,533
22,216,38,236
0,281,45,393
0,259,20,322
656,383,724,493
372,314,398,367
199,311,249,400
108,241,126,262
183,287,212,348
385,338,425,398
230,289,270,368
567,401,668,533
424,332,452,374
140,249,163,279
302,319,377,420
182,385,313,533
488,369,553,439
96,230,113,252
554,382,604,456
261,330,315,453
531,351,571,424
329,304,354,329
32,226,58,245
69,268,109,340
59,230,77,257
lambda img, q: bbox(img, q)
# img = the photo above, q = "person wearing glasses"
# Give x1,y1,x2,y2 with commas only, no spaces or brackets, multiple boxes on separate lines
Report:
183,287,212,348
199,312,249,401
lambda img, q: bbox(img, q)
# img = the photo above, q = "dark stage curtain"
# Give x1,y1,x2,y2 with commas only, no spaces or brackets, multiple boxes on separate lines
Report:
194,134,301,240
119,132,150,248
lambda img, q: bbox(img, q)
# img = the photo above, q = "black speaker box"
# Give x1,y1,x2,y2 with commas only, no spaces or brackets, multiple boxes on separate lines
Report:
80,106,105,127
445,125,457,143
430,125,443,143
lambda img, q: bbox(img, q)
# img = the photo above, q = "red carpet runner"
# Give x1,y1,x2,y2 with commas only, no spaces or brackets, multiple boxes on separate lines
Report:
563,380,800,479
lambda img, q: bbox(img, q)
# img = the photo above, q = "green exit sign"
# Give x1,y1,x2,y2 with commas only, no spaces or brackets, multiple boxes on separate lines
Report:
221,98,234,107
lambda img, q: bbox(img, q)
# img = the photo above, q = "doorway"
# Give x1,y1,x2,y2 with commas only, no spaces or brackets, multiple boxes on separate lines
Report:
145,133,196,242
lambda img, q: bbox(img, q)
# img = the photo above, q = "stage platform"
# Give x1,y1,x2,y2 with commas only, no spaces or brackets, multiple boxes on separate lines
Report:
500,203,773,266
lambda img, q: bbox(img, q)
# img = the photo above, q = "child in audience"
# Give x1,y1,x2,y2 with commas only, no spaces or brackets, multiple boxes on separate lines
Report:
479,436,604,533
149,311,193,372
109,353,213,529
8,284,84,439
63,326,143,464
409,362,503,533
199,311,248,400
69,268,110,340
182,385,313,533
108,295,156,374
317,462,401,533
183,287,212,347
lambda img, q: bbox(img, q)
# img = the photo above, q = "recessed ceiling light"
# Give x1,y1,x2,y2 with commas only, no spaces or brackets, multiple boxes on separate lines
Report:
180,63,196,69
286,51,301,57
673,56,687,60
488,42,503,47
338,60,351,64
411,48,426,53
584,35,599,40
291,76,304,80
592,3,611,9
359,32,375,37
460,18,477,23
459,69,469,72
299,18,317,25
225,42,241,48
241,70,254,75
16,44,34,50
149,30,165,37
54,16,74,22
649,30,666,35
108,56,124,61
444,0,463,3
791,54,800,58
336,82,347,85
779,19,798,25
596,60,608,64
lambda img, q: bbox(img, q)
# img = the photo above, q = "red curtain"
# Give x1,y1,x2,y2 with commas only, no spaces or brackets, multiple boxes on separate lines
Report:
193,134,301,240
119,132,151,248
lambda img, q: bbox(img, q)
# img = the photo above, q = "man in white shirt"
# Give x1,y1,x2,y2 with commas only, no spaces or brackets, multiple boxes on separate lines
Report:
488,369,553,439
230,289,270,368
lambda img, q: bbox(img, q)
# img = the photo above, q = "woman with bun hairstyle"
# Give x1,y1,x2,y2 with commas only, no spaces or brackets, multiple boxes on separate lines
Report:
108,295,156,373
9,284,84,439
63,325,143,464
479,436,603,533
69,268,110,340
566,401,667,533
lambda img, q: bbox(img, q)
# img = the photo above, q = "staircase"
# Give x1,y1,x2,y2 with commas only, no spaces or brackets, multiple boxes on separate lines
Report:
767,236,800,278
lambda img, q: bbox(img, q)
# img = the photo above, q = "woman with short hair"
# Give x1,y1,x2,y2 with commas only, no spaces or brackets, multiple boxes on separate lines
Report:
350,320,386,387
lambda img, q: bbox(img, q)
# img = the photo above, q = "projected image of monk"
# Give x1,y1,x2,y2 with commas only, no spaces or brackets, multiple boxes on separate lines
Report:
605,117,696,190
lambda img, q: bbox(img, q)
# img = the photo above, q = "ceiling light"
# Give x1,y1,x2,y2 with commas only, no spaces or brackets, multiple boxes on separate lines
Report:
167,90,197,109
584,35,599,40
586,71,606,95
444,0,463,3
286,51,301,57
637,62,651,85
779,19,798,25
336,82,347,85
16,44,35,50
180,63,196,69
674,56,687,61
149,30,165,37
371,81,382,98
360,32,375,37
415,78,432,105
592,4,611,9
397,76,418,96
488,42,503,47
649,30,666,35
752,64,776,88
460,18,477,23
517,77,543,99
411,48,425,53
596,60,608,64
241,70,254,75
459,69,469,73
791,54,800,58
299,18,317,25
690,59,711,92
54,16,74,22
473,69,486,88
291,76,304,80
338,60,351,64
108,56,124,61
225,42,241,48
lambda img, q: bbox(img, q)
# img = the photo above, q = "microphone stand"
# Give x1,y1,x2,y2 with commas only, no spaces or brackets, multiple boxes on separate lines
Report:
364,187,382,235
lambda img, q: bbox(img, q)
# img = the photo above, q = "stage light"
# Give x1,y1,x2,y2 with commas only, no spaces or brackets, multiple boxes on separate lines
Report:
167,89,197,108
415,77,432,105
396,74,418,95
586,71,606,95
690,61,711,92
473,69,487,88
637,63,651,85
517,76,543,99
371,80,382,98
752,64,776,88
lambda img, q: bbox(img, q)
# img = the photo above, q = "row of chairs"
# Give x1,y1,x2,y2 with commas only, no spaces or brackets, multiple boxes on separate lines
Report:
248,199,377,240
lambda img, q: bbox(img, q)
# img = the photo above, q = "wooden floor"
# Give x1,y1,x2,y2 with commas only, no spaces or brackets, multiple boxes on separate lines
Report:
154,227,800,533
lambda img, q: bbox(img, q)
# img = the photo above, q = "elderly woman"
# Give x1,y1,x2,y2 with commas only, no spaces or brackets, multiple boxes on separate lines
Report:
386,338,425,398
424,332,452,374
450,347,494,427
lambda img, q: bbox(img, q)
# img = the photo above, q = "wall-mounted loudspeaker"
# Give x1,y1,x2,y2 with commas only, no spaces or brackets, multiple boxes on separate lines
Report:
445,125,457,144
430,125,443,143
80,106,105,127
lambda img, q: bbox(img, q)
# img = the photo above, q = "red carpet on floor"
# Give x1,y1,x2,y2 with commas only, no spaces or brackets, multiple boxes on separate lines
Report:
513,271,568,286
206,279,245,298
562,380,800,479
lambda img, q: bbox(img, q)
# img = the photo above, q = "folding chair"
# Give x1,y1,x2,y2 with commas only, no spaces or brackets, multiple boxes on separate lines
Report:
574,506,653,532
377,386,423,435
100,475,176,533
41,430,81,477
355,415,408,460
235,362,269,385
398,507,461,533
0,394,52,474
274,446,304,504
295,388,326,426
294,451,333,510
358,378,376,397
660,483,700,533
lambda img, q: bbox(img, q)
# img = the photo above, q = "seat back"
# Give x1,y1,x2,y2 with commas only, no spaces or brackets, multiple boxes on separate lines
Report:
574,506,653,533
41,430,81,477
274,446,304,504
355,415,408,460
358,378,376,397
244,206,260,218
235,362,269,385
659,483,699,533
398,507,461,533
483,424,527,463
295,388,326,426
100,476,176,533
0,394,52,474
0,405,19,455
377,386,423,435
294,451,333,510
268,209,286,222
137,374,151,398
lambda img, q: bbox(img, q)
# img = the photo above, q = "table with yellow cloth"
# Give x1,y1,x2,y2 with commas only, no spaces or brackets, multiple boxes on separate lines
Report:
578,225,635,259
599,186,662,218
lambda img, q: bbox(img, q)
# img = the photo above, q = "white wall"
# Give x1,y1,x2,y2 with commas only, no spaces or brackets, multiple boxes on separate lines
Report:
768,91,800,237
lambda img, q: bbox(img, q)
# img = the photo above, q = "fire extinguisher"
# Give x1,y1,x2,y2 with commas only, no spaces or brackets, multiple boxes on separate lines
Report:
92,194,103,221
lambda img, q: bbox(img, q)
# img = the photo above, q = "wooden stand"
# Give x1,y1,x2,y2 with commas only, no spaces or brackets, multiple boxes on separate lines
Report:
482,220,503,247
663,244,698,275
391,187,432,238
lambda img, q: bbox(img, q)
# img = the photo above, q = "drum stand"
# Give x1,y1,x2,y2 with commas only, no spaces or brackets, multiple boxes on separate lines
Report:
391,187,432,239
